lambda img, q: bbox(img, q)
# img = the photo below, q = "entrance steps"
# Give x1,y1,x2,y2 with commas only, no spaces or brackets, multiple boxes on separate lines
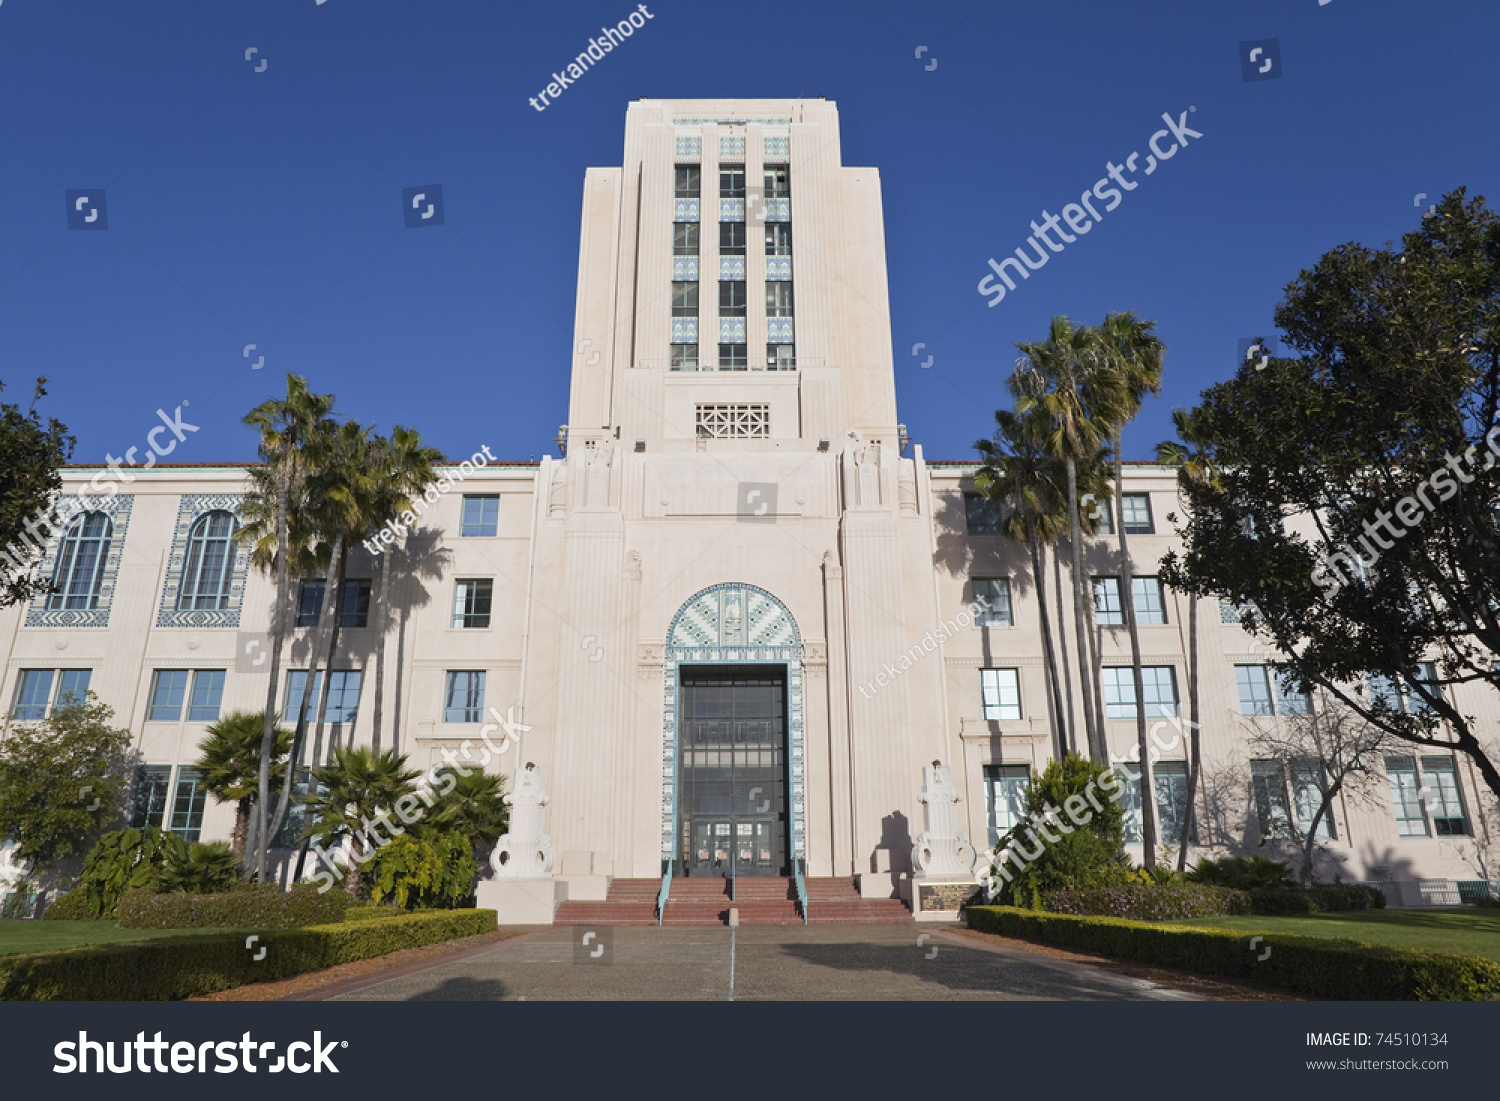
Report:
553,876,913,926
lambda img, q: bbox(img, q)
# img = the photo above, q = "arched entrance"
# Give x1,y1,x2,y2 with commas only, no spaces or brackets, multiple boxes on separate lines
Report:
662,583,805,877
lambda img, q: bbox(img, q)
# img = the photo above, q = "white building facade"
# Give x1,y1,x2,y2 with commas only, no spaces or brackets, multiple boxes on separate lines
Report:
2,100,1497,915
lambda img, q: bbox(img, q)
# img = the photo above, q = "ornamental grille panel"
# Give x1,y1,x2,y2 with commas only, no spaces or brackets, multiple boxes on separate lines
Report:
674,199,700,223
671,318,699,343
763,136,790,158
765,257,792,280
672,256,699,280
766,318,794,342
719,317,746,342
762,198,790,222
719,256,746,280
720,198,745,222
719,136,746,156
675,135,702,156
696,403,769,439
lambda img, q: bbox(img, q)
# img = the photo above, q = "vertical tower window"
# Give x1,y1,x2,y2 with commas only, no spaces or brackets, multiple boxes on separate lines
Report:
177,511,237,611
47,512,112,610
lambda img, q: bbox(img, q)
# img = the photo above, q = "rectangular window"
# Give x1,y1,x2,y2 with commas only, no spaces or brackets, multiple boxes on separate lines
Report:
1421,756,1467,835
984,765,1029,846
718,343,748,369
672,281,699,317
964,494,1003,535
168,766,206,842
973,578,1013,627
765,281,794,317
1369,673,1403,712
763,165,790,197
719,280,747,316
719,221,746,255
1385,756,1429,837
1120,493,1154,534
719,167,745,198
979,668,1022,721
1133,578,1167,625
1236,665,1274,716
54,669,91,709
673,222,699,255
297,579,372,628
674,165,700,198
187,670,226,722
1251,759,1294,840
282,670,320,723
461,495,500,537
1290,760,1334,839
281,670,362,725
766,344,795,370
453,579,494,629
1410,662,1440,714
1093,577,1123,626
765,223,791,255
11,669,54,721
444,670,486,723
131,765,172,829
147,670,190,722
695,403,769,439
1093,503,1114,536
1102,666,1178,719
296,581,324,628
1275,672,1312,716
1153,761,1192,844
671,345,700,370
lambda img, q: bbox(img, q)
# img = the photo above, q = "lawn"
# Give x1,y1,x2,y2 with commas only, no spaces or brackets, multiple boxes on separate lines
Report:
0,920,242,957
1172,909,1500,964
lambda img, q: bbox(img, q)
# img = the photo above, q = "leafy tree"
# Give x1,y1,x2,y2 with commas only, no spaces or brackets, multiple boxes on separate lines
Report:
239,373,337,883
0,378,74,608
1160,189,1500,801
988,753,1133,909
0,696,132,879
193,712,292,860
305,745,420,896
53,826,182,918
429,768,510,859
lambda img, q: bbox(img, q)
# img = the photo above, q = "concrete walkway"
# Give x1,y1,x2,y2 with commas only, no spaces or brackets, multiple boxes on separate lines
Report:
319,924,1203,1002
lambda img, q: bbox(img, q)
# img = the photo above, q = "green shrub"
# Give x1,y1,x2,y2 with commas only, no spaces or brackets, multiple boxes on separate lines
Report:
160,841,239,894
342,904,413,922
367,829,477,909
53,827,182,918
0,909,497,1000
989,753,1134,909
967,905,1500,1000
37,887,96,921
1187,855,1295,891
1043,883,1253,920
1249,883,1386,914
115,883,351,929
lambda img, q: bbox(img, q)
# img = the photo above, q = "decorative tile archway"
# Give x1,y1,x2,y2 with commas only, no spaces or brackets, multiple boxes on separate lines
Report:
661,583,804,865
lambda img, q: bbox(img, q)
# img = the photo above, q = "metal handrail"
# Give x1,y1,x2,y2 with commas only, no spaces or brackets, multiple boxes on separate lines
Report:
656,861,672,927
792,856,808,924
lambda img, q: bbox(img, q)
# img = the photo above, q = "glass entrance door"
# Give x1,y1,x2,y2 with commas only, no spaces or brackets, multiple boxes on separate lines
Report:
677,665,788,877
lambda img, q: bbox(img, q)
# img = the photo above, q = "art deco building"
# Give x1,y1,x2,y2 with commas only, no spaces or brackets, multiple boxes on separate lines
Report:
2,100,1495,918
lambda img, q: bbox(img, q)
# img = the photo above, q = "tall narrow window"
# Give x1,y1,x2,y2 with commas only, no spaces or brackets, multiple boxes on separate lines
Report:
1290,761,1334,838
131,765,172,829
964,494,1003,535
1421,756,1468,835
983,765,1030,846
282,670,322,723
1251,759,1293,839
54,669,91,709
763,165,790,197
444,670,486,723
1409,662,1440,714
674,165,700,198
1120,493,1154,534
979,668,1022,720
1275,672,1313,715
765,281,794,316
1236,665,1274,716
1092,577,1124,625
321,670,362,724
168,766,207,842
148,670,190,722
1385,756,1428,837
453,579,493,628
1132,578,1167,625
719,280,747,316
10,669,54,721
187,670,226,722
719,221,746,255
1153,761,1192,844
673,222,700,255
47,512,111,610
672,281,699,317
1369,673,1404,712
177,511,237,610
719,167,745,198
972,578,1013,627
461,495,500,537
765,223,792,255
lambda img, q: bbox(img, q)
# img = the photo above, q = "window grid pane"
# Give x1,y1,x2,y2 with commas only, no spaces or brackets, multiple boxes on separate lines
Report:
1421,756,1467,835
973,578,1013,627
1385,756,1429,836
131,765,172,829
453,580,493,628
1251,760,1293,839
980,668,1022,720
984,765,1029,846
1093,578,1123,625
148,670,189,722
1120,493,1153,534
187,670,225,722
1132,577,1167,625
444,670,486,723
1236,665,1274,716
168,766,206,841
964,494,1003,535
11,669,54,720
461,495,500,537
55,669,91,709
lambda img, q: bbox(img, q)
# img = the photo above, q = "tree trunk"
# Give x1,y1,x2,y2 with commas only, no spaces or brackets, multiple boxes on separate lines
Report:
1054,550,1075,755
1065,455,1101,761
1027,531,1066,761
1091,617,1106,760
343,835,364,896
371,551,390,752
267,532,344,850
1178,595,1202,872
392,604,409,755
1303,788,1338,884
253,476,291,883
232,798,249,860
1115,432,1157,869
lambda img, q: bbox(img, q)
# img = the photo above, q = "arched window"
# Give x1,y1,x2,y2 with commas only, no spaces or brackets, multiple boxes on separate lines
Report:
47,512,112,610
177,511,237,611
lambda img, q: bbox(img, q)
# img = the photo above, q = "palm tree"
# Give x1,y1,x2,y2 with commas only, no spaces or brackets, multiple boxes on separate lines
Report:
239,374,335,882
305,745,420,896
1156,406,1221,871
430,769,511,858
367,427,444,753
194,711,292,860
1094,311,1166,868
1012,318,1126,763
974,408,1073,757
161,841,239,894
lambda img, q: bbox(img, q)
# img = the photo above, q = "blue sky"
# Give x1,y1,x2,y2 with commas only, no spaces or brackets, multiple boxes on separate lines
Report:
2,0,1496,465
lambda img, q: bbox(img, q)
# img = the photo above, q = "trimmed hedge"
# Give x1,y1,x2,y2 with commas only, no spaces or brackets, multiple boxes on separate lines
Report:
38,888,98,922
1043,883,1253,921
967,906,1500,1000
1250,884,1385,914
0,909,497,1001
116,883,352,929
